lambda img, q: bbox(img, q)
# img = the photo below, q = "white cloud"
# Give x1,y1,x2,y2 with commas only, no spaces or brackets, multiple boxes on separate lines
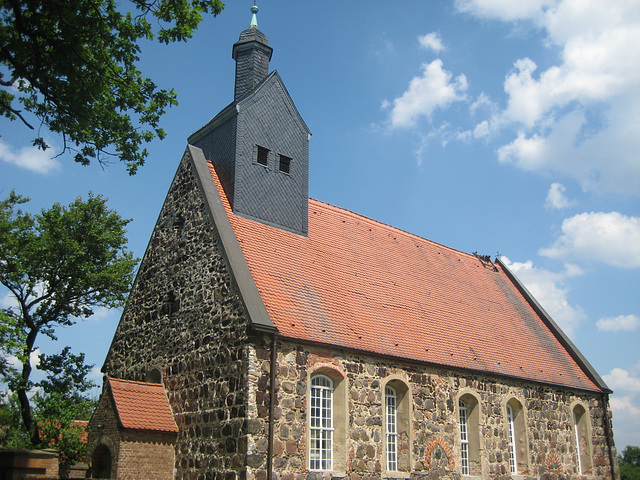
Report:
1,348,41,372
458,0,640,196
0,139,60,174
418,33,444,53
545,182,577,209
386,59,468,128
596,314,640,332
0,291,18,309
539,212,640,268
470,92,497,116
455,0,555,22
501,256,585,337
604,363,640,448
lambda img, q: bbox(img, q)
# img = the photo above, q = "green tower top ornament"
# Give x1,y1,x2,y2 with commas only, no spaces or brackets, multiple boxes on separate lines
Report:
250,2,259,28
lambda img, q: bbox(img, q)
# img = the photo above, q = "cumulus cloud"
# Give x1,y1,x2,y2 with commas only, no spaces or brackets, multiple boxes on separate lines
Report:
457,0,640,196
604,363,640,447
1,348,41,372
596,314,640,332
0,138,60,174
455,0,554,22
539,212,640,268
501,256,585,337
0,292,18,309
418,33,444,53
545,183,576,209
385,59,468,129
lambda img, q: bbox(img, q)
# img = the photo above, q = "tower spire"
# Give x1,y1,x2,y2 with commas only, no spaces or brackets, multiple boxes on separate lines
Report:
250,1,258,28
232,1,272,102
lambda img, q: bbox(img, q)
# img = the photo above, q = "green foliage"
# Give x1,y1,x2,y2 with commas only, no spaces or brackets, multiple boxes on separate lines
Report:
0,374,97,466
0,0,224,173
32,361,97,467
0,191,138,445
0,392,30,448
620,446,640,480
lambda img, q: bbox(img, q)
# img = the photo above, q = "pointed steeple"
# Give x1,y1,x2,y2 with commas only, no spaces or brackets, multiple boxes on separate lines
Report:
232,3,273,102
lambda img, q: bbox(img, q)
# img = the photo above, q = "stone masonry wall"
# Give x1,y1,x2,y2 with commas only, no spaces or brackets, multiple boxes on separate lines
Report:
104,150,254,480
246,339,616,480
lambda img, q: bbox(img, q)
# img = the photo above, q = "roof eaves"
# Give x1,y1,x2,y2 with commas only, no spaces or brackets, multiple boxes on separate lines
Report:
187,144,276,332
496,257,611,393
277,334,603,394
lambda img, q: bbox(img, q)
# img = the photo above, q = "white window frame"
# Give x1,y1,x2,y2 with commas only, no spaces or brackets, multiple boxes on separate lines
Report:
459,399,469,475
507,403,517,474
385,386,398,471
574,410,582,474
310,375,333,471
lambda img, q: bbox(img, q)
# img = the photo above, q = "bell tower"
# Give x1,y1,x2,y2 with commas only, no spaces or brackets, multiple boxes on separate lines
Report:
189,4,311,236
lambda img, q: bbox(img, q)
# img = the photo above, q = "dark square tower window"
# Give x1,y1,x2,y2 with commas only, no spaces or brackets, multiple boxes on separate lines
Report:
279,154,291,173
257,146,269,165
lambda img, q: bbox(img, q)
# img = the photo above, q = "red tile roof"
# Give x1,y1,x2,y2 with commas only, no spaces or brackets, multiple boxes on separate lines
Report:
206,164,600,392
108,377,178,432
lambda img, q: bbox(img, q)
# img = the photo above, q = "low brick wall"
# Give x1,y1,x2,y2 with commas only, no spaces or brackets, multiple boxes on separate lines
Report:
0,448,59,479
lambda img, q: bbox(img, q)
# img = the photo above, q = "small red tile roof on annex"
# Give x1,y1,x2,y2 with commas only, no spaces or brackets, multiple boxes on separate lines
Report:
108,377,178,432
207,163,599,392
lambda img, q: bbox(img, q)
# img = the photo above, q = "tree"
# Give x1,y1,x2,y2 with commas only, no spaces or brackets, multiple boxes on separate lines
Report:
32,347,97,467
620,446,640,480
0,191,138,445
0,0,224,173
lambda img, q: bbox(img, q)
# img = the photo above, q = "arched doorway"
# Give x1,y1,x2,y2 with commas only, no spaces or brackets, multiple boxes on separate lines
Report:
91,444,112,479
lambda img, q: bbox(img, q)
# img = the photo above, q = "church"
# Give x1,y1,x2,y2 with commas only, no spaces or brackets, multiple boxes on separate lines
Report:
86,7,618,479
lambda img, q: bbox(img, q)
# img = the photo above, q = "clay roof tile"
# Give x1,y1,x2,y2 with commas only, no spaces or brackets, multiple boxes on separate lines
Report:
108,377,178,433
206,162,600,392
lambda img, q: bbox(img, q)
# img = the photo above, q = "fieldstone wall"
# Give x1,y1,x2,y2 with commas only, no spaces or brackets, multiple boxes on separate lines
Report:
246,339,617,480
103,150,255,480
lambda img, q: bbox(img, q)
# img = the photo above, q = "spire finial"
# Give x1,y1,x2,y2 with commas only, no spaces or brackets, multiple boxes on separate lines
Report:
250,1,259,28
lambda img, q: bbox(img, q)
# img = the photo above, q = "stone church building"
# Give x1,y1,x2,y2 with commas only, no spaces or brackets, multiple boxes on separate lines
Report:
87,7,618,480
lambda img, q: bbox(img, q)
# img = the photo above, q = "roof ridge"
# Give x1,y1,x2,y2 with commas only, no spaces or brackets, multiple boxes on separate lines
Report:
308,197,480,261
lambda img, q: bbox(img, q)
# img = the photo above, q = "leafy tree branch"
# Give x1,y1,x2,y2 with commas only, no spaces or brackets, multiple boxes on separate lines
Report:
0,0,224,173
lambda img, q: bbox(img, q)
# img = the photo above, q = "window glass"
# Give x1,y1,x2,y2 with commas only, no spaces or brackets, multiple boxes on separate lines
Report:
507,403,517,474
385,386,398,471
459,399,469,475
310,375,333,470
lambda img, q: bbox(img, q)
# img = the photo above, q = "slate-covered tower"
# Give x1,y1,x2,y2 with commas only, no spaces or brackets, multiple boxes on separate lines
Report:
189,6,311,236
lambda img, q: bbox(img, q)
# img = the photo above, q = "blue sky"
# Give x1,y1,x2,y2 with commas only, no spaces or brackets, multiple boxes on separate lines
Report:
1,1,639,449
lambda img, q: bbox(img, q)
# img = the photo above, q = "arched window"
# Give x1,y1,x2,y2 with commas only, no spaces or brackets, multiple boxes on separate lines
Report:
386,386,398,471
573,403,592,474
308,370,347,473
506,404,517,473
383,378,411,473
146,367,162,384
459,399,470,475
458,393,480,476
310,375,333,471
505,398,528,475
